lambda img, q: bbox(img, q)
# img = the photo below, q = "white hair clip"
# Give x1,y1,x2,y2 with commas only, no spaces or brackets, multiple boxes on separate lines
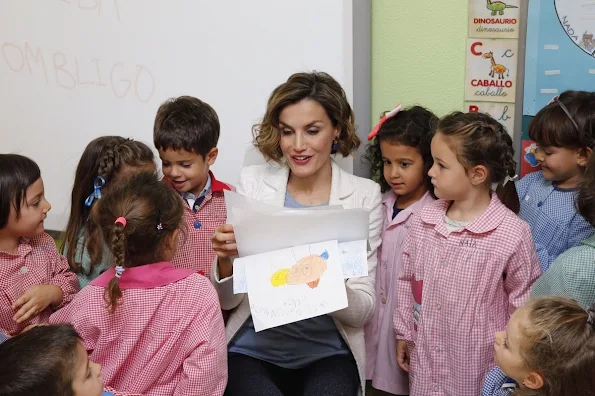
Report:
503,174,518,186
491,174,518,191
115,265,126,279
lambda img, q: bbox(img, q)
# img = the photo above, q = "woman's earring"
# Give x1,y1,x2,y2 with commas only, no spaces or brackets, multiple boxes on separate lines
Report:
331,138,339,153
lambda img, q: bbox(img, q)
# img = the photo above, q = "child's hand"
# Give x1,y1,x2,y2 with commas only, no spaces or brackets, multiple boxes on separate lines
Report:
396,340,410,372
12,285,63,324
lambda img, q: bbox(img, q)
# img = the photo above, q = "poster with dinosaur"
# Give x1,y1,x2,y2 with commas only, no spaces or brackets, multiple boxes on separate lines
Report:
465,38,518,103
242,240,347,332
469,0,521,39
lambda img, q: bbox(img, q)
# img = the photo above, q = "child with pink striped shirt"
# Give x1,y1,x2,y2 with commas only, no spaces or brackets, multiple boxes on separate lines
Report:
51,171,227,396
394,112,541,396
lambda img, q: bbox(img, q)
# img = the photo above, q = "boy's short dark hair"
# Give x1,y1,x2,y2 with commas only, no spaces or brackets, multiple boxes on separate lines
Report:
153,96,220,157
0,154,41,229
0,325,80,396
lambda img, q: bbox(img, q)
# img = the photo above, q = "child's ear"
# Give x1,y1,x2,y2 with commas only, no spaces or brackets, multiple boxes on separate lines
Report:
469,164,488,186
577,147,593,168
523,371,544,390
206,147,218,166
163,228,180,260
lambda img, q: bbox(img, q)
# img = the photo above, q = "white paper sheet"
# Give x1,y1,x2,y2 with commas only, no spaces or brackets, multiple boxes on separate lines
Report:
242,240,348,332
233,208,369,257
338,239,368,278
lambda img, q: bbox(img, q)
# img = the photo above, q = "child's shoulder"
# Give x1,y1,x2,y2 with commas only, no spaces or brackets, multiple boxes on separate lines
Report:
210,172,234,193
179,272,218,297
417,198,448,220
494,200,532,237
175,273,221,313
27,232,58,250
518,170,547,188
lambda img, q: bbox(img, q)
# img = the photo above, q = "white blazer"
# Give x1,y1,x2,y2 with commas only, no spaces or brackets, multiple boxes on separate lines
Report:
211,159,382,395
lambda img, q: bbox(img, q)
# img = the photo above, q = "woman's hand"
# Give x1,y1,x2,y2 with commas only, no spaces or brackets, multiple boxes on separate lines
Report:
396,339,410,372
211,224,238,278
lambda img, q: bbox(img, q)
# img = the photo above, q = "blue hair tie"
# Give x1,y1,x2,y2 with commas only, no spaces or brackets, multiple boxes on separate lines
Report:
84,176,106,207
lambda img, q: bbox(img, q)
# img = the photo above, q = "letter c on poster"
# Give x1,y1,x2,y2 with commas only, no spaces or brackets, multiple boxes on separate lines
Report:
471,41,483,56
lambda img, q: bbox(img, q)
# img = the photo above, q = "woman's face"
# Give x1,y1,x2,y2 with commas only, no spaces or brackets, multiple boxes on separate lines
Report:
278,99,339,180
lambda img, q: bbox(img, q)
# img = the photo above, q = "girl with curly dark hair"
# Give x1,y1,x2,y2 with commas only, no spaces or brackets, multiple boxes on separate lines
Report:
363,104,437,395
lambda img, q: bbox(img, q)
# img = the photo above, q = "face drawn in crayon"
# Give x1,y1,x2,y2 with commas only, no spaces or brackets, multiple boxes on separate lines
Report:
271,250,328,289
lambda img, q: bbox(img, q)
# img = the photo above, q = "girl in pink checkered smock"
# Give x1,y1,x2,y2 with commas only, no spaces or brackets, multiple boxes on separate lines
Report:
393,112,541,396
363,104,437,396
0,154,79,336
61,136,156,289
51,172,227,396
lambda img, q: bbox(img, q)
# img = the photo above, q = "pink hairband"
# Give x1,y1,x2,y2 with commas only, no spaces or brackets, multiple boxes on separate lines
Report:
114,217,127,227
367,103,402,141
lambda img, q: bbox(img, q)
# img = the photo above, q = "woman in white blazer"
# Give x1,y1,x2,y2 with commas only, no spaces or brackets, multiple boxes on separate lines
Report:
211,72,382,396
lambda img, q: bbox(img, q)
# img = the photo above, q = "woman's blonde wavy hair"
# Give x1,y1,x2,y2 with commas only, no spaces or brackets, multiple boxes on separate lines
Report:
252,71,360,163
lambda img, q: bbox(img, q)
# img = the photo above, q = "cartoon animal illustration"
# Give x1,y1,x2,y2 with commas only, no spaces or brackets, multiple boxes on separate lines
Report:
524,143,540,167
580,32,595,52
482,51,508,79
486,0,518,16
271,250,328,288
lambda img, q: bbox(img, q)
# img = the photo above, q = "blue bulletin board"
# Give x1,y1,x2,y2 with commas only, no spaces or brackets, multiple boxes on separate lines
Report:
520,0,595,176
523,0,595,118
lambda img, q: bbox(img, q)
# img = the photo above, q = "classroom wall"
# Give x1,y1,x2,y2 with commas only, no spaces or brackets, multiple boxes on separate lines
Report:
371,1,469,119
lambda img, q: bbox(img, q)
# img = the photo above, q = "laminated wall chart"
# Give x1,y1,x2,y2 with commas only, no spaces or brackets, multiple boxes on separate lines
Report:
521,0,595,176
465,0,521,138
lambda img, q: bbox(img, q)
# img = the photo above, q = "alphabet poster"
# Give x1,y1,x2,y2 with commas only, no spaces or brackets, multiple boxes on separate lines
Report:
468,0,521,39
465,38,518,103
465,102,515,137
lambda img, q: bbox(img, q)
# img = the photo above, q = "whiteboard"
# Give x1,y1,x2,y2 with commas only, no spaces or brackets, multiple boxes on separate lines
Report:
0,0,356,230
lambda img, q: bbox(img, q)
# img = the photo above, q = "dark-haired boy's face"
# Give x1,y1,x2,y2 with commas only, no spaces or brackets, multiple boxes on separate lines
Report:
71,342,103,396
159,148,218,196
5,178,51,238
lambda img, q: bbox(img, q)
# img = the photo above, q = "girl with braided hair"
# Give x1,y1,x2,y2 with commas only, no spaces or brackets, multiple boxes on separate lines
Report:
393,112,541,396
51,171,227,396
62,136,156,287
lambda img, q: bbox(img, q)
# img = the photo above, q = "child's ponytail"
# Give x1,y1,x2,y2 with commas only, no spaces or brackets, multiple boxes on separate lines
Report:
494,127,520,214
105,217,128,313
92,171,183,314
